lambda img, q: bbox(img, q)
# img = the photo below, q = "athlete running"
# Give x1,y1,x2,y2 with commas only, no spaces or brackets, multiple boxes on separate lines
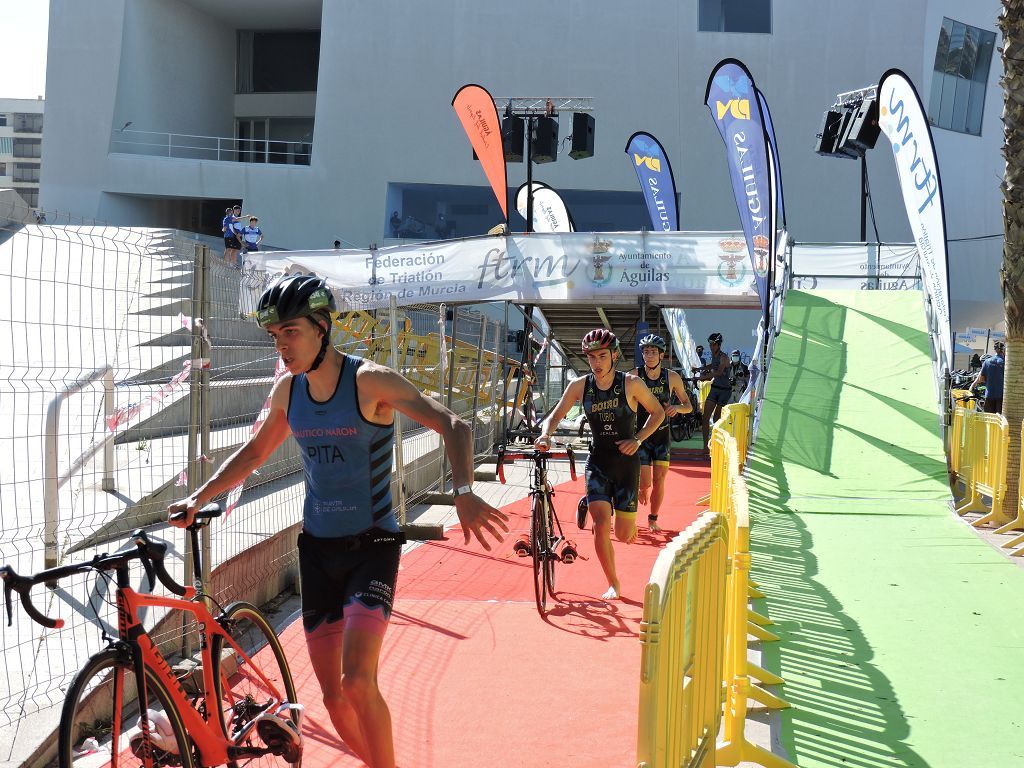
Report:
167,275,508,768
630,334,692,532
697,331,731,455
535,328,664,600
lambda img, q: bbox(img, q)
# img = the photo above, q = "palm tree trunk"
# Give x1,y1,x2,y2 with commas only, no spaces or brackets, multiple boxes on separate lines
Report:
1000,1,1024,524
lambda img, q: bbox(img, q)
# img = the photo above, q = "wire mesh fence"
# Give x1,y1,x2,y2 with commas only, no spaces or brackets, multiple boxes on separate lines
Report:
0,209,524,746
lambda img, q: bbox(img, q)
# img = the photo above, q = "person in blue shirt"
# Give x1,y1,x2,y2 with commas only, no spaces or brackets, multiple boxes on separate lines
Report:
168,275,509,768
221,206,240,264
972,340,1005,413
240,216,263,253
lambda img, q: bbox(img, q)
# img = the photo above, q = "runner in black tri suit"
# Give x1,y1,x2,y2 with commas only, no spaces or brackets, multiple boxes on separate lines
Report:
169,275,509,768
631,334,692,533
697,331,732,456
535,328,665,600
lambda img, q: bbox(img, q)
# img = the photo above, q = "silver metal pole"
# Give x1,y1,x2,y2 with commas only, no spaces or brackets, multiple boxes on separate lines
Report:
441,305,458,491
470,316,487,456
198,245,213,592
436,303,448,492
389,294,408,525
102,369,115,492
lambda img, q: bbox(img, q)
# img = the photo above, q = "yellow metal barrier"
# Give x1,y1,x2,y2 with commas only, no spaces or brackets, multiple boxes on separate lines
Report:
999,424,1024,551
718,403,751,468
948,389,972,486
954,411,1009,527
716,471,795,768
637,512,729,768
699,379,711,409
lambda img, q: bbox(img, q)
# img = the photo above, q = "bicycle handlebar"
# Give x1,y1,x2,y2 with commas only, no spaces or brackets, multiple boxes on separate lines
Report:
1,503,223,629
495,444,577,484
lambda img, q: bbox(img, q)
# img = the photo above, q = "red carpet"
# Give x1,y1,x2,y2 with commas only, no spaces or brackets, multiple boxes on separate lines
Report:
280,462,711,767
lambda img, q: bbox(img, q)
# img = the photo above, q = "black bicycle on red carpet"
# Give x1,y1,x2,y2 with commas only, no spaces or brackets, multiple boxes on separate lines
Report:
496,444,577,616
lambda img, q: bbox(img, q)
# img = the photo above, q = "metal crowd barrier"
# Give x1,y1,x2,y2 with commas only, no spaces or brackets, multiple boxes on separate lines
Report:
954,410,1008,527
637,511,729,768
637,409,797,768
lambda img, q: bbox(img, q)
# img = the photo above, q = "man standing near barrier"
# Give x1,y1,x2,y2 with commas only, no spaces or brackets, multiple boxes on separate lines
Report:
534,329,664,599
696,332,731,455
972,340,1005,413
630,334,692,533
168,274,509,768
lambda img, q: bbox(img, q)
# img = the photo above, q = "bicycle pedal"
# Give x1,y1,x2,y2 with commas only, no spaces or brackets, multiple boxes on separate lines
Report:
556,540,578,564
512,534,531,557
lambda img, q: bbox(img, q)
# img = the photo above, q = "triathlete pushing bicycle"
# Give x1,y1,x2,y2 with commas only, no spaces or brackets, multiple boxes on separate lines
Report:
167,275,508,768
534,329,664,600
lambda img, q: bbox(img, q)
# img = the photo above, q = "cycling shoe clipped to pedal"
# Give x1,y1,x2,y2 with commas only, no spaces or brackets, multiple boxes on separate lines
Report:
255,703,305,763
557,539,579,564
512,534,532,557
129,709,181,765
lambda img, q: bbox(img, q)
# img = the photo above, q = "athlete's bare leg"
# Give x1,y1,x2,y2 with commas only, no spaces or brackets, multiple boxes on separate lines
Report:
307,623,395,767
589,501,621,599
638,464,652,506
649,464,670,531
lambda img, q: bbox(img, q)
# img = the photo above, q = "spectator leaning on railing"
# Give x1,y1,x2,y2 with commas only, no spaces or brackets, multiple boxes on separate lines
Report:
972,340,1005,413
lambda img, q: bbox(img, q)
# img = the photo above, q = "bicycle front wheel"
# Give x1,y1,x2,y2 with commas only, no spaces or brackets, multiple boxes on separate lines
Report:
531,495,548,615
59,647,195,768
543,493,558,601
211,601,300,768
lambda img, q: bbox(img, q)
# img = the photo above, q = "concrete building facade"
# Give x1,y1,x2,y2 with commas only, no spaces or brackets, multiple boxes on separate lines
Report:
40,0,1005,328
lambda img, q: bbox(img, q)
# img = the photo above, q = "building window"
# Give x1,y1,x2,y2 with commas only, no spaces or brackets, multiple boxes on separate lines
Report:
235,118,313,164
20,189,38,207
0,163,6,176
14,163,39,183
385,183,658,240
0,115,7,127
13,113,43,133
929,17,996,136
699,0,771,33
13,138,41,159
237,31,320,93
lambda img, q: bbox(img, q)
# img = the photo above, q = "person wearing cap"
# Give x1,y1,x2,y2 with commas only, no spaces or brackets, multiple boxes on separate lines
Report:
631,334,692,533
696,332,731,454
167,275,509,768
534,328,665,600
972,340,1005,413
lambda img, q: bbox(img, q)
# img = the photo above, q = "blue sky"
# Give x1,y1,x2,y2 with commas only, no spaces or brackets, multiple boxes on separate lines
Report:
0,1,49,100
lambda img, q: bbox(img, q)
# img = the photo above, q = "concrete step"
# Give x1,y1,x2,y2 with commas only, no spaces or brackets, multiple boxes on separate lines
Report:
70,424,303,553
116,376,275,444
123,345,277,383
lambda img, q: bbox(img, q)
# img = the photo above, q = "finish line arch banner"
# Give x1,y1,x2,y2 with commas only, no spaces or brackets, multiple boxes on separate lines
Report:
265,232,763,310
878,68,952,370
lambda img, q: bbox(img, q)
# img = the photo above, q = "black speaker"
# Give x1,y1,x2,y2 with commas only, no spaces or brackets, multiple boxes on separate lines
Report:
569,112,595,159
832,107,860,159
841,98,881,155
503,116,524,163
532,116,558,163
814,109,844,155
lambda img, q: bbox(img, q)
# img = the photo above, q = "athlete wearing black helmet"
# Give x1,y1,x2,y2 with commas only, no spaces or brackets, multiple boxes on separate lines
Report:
169,274,509,766
697,331,731,454
534,328,665,600
631,334,692,533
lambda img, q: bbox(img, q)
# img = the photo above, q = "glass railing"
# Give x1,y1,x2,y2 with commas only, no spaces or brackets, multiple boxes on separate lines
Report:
109,129,312,165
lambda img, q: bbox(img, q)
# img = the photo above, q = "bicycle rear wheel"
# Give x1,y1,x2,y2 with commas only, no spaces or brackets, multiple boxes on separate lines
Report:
59,647,194,768
531,495,548,615
211,602,301,768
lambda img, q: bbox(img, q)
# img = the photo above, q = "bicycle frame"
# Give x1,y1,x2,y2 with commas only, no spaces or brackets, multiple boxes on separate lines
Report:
115,579,288,766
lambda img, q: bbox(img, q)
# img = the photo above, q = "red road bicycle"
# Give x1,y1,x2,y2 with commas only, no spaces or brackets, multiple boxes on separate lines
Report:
496,443,577,616
1,504,302,768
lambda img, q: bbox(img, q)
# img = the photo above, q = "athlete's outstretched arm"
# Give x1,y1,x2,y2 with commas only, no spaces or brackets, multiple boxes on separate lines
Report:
168,376,293,527
536,377,585,449
667,370,693,415
367,366,510,549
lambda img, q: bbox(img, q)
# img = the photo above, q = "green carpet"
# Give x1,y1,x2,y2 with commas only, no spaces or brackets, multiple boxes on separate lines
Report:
747,290,1024,768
